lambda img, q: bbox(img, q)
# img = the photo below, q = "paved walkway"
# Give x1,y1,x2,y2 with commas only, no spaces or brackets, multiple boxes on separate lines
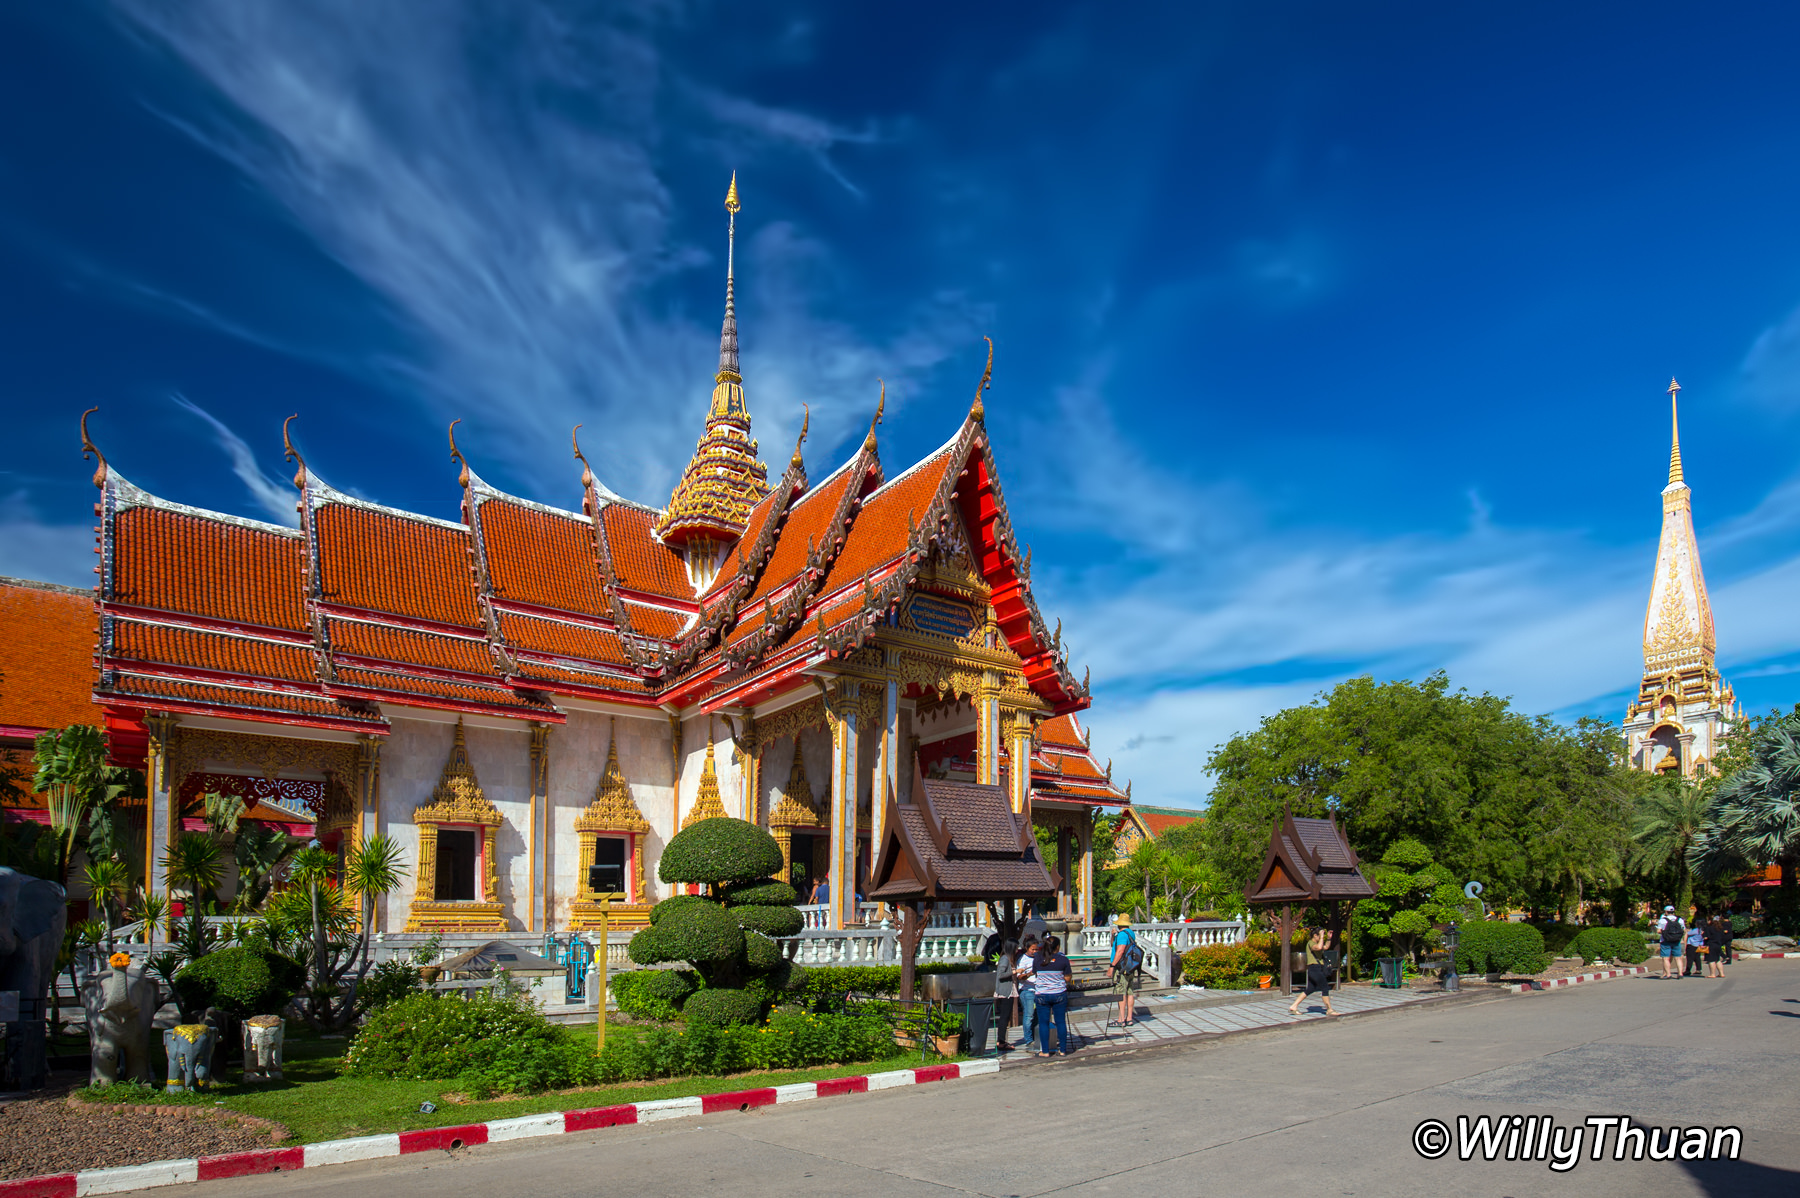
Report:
1030,983,1436,1052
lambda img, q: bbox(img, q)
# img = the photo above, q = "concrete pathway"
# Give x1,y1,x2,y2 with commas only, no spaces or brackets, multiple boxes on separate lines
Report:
1030,982,1439,1052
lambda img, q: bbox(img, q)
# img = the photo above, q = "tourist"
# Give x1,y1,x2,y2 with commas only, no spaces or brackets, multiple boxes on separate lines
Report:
1655,905,1685,979
993,938,1020,1051
810,870,830,907
1704,913,1729,978
1014,935,1040,1050
1287,927,1339,1017
1021,904,1049,951
1683,912,1705,977
1107,913,1141,1026
1032,935,1074,1056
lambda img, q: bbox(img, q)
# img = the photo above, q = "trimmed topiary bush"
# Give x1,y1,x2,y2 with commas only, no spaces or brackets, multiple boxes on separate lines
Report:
611,969,699,1021
1180,942,1273,988
1454,921,1549,976
657,817,783,887
172,945,305,1016
681,987,767,1028
1568,927,1652,965
628,817,805,1024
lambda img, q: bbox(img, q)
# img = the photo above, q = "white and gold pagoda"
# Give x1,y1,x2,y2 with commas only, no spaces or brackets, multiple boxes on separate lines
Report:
1622,380,1739,777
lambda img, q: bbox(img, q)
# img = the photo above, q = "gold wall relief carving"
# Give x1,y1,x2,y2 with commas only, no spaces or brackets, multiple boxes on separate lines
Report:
406,719,507,933
681,737,728,829
167,727,360,815
748,697,827,752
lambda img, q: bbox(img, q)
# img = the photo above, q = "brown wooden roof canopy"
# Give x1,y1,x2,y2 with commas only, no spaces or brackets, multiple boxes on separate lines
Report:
1246,810,1376,907
869,765,1056,903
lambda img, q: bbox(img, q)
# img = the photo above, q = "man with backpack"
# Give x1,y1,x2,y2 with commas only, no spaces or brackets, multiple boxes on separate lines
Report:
1656,905,1686,979
1107,914,1144,1026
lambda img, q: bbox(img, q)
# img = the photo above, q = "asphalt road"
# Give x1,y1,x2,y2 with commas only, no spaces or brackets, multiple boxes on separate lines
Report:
189,961,1800,1198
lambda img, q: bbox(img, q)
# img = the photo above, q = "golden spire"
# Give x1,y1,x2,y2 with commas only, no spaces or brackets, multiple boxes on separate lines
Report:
1667,377,1683,486
683,723,728,828
656,176,771,551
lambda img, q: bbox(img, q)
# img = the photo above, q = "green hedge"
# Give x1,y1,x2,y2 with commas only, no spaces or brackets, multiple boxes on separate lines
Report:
1180,943,1274,988
342,993,563,1080
1454,921,1549,976
790,962,974,1001
172,945,305,1017
610,969,698,1021
681,987,768,1028
1567,927,1651,965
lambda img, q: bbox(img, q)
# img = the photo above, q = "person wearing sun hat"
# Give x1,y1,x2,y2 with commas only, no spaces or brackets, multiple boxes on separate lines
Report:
1107,913,1142,1025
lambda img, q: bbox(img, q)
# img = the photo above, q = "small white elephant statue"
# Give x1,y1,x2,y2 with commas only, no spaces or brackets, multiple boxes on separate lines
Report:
242,1015,285,1082
80,955,160,1086
163,1023,217,1092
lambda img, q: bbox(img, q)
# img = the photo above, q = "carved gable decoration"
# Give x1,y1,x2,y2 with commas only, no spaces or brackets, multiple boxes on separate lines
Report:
771,739,823,828
682,738,729,829
576,716,650,834
413,720,501,827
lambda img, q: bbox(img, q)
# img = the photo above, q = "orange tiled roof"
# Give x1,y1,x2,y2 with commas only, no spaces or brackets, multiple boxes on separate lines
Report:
476,498,608,617
620,602,686,641
512,658,651,693
330,667,557,714
0,580,98,733
110,619,316,684
102,672,384,727
600,506,689,599
1047,750,1106,781
314,503,482,628
744,465,858,608
496,610,629,665
1138,807,1202,837
1039,713,1086,749
326,618,497,677
112,506,307,632
820,452,951,596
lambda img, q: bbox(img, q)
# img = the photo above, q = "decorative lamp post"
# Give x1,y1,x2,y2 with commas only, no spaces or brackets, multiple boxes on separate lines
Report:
1442,922,1460,992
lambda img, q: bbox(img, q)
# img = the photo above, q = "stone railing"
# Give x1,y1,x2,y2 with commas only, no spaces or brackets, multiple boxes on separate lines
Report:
775,927,988,968
1077,921,1247,987
795,903,981,931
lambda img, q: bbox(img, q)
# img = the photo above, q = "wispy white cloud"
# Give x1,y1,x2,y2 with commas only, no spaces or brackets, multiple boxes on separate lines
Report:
169,393,299,526
0,493,94,588
113,0,956,508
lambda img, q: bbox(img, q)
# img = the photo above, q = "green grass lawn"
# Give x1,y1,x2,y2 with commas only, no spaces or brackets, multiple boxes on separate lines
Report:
73,1023,939,1144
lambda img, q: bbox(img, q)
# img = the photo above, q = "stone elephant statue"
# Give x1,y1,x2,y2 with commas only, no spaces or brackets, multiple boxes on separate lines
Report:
0,866,68,1091
163,1023,217,1092
80,957,161,1085
242,1015,284,1082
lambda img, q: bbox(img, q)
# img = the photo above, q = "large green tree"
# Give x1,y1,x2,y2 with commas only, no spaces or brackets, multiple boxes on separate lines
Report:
1692,709,1800,927
1203,673,1631,910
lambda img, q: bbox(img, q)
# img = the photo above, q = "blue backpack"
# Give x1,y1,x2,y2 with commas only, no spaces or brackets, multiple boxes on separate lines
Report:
1116,930,1145,973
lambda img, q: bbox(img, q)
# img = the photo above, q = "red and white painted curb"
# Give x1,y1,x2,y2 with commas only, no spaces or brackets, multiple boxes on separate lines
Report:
1735,951,1800,959
1506,966,1648,993
0,1060,998,1197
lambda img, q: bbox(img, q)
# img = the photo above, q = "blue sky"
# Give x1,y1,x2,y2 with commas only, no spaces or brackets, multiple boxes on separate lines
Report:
5,2,1800,806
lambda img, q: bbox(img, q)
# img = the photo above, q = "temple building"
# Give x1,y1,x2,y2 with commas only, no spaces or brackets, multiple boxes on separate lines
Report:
1622,380,1739,777
60,179,1129,935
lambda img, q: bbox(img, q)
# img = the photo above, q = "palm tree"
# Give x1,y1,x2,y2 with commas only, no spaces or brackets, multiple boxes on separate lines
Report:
1692,717,1800,890
289,843,340,1002
286,837,409,1031
33,725,137,882
232,824,301,912
162,832,224,959
1629,777,1708,917
343,833,407,974
83,858,131,954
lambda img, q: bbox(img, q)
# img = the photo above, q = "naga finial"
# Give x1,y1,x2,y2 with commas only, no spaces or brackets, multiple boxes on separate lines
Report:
448,418,469,488
79,407,108,490
971,336,993,421
790,405,809,471
281,414,307,490
864,380,885,452
571,424,595,490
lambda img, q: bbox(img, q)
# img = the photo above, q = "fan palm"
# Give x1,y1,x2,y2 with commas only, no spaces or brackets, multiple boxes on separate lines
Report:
1692,718,1800,887
1628,777,1708,916
83,858,131,954
162,832,224,959
232,823,301,912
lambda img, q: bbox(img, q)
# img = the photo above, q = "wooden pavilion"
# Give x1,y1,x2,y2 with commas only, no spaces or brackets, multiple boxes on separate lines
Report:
1245,810,1376,995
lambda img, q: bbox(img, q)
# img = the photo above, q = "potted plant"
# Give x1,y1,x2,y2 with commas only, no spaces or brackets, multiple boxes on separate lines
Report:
928,1008,965,1058
412,934,443,984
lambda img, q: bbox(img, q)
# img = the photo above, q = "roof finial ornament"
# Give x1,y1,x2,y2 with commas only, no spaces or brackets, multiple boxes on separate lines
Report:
281,414,307,490
971,336,993,422
448,418,469,488
571,424,595,490
79,407,108,490
790,404,809,470
1667,377,1684,486
864,379,885,452
717,172,741,385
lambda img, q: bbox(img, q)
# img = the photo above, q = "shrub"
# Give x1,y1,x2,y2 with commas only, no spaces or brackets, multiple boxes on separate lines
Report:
682,987,767,1028
342,992,559,1080
656,817,783,886
1180,942,1273,988
791,962,974,1001
649,894,713,924
1243,933,1281,970
733,904,804,938
1533,923,1580,955
1567,927,1652,965
634,901,744,966
744,930,782,972
172,945,304,1016
358,959,423,1011
723,879,800,906
611,969,699,1021
1454,921,1549,976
